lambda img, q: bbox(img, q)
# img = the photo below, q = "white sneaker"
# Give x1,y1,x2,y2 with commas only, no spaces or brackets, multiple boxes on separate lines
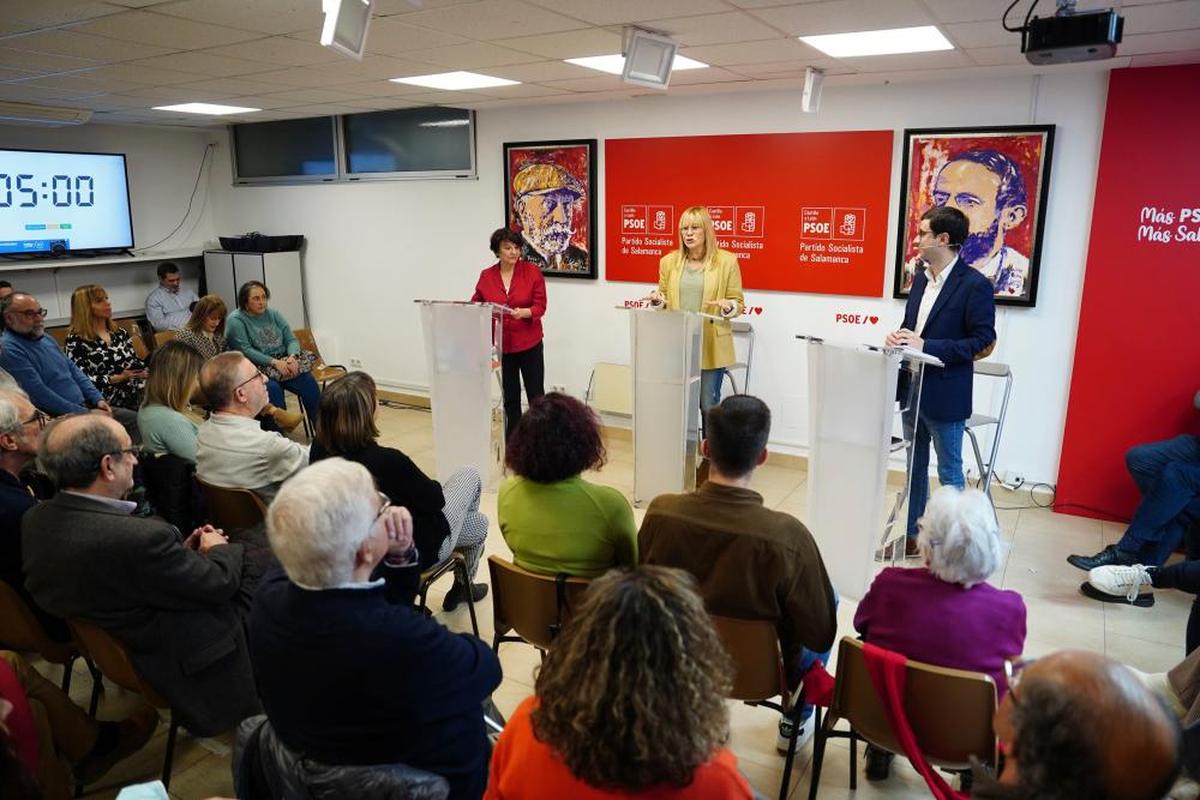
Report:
1088,564,1155,602
776,715,816,755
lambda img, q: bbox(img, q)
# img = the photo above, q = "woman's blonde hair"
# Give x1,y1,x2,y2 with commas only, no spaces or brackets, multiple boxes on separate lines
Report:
142,340,204,413
676,205,719,266
315,371,381,455
531,566,733,791
67,284,114,340
184,295,227,337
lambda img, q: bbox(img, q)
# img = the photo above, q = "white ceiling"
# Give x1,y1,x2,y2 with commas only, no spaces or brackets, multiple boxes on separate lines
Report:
0,0,1196,128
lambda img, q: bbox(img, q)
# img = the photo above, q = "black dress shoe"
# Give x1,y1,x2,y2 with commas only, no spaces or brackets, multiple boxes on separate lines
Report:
1066,544,1137,571
1079,581,1156,607
442,581,488,612
865,745,894,781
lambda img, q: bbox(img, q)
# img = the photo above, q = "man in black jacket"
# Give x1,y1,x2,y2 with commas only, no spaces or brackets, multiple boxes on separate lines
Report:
22,414,261,736
251,458,501,800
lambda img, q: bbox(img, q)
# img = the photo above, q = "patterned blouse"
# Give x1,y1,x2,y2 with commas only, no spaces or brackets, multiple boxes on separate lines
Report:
64,328,146,410
174,328,225,361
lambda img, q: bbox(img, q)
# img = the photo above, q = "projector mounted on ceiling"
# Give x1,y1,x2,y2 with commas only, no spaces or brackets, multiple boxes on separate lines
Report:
0,101,91,127
1005,0,1124,65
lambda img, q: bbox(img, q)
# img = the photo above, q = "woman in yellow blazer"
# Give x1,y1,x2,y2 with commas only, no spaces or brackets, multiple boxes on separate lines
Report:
648,205,745,413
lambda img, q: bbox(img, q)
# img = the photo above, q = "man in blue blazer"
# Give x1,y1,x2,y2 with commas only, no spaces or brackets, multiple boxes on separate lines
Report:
886,206,997,556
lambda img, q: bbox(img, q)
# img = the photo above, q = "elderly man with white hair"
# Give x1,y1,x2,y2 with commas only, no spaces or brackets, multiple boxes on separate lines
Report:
250,458,502,800
852,486,1026,782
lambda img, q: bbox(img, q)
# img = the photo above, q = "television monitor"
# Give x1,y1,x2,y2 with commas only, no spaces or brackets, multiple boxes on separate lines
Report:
0,148,134,255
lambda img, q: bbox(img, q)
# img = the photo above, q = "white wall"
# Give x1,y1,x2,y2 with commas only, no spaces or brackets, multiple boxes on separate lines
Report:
0,123,217,318
208,71,1109,486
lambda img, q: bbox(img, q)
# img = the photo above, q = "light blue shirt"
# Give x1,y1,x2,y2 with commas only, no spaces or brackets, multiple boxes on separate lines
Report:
145,284,199,331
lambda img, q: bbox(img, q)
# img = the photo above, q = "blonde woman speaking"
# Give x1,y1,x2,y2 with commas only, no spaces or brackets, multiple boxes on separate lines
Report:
647,206,745,413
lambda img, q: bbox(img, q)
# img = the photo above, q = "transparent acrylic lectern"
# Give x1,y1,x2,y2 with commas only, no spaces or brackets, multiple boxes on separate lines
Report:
415,300,508,487
798,335,943,599
622,306,712,506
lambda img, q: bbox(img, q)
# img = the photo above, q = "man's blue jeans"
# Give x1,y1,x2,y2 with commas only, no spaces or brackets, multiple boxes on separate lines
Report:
787,591,839,723
1117,435,1200,565
905,412,966,539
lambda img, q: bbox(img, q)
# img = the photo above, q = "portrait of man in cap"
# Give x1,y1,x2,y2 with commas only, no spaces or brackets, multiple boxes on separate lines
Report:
504,141,596,278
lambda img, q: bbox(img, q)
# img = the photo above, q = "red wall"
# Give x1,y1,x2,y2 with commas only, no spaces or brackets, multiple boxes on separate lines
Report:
1057,65,1200,521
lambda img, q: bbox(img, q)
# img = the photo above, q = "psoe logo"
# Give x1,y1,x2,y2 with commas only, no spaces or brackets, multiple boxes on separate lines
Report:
834,312,879,325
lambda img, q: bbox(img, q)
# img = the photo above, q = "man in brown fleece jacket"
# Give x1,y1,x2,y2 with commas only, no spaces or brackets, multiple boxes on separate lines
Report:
639,394,838,753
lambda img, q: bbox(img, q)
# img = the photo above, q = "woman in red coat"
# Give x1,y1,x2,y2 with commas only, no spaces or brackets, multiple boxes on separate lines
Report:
471,228,547,438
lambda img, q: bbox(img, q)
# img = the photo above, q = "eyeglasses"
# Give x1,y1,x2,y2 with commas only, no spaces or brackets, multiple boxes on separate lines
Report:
13,308,48,319
235,371,267,391
20,410,47,430
374,491,392,523
1004,657,1035,705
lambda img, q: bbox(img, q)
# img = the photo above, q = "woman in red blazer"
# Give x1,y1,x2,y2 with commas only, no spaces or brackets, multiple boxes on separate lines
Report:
472,228,547,438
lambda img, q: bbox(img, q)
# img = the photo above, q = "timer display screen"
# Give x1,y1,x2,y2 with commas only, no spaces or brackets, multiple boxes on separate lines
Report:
0,149,134,254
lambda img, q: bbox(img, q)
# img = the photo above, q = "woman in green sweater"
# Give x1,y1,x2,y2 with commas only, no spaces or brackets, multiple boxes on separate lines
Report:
499,392,636,578
138,341,204,462
225,280,320,422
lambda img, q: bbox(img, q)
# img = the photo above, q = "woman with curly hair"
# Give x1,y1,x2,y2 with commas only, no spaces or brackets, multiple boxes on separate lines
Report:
486,566,753,799
498,392,635,578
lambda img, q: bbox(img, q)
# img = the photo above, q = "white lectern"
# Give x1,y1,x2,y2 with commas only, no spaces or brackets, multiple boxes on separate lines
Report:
624,307,710,506
416,300,507,487
798,335,943,600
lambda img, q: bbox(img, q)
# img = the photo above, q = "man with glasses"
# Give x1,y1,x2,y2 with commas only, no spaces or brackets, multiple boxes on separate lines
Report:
0,292,139,439
250,458,501,800
884,206,996,559
971,651,1179,799
21,413,261,737
196,352,308,505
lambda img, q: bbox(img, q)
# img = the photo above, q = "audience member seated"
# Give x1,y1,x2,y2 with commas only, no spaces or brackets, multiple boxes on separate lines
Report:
251,458,501,800
639,394,837,753
22,414,261,736
971,650,1179,800
1068,430,1200,570
0,281,12,303
853,485,1026,781
225,280,319,423
0,390,62,640
0,650,157,798
64,284,147,413
144,262,198,333
138,341,204,463
310,372,489,609
0,294,136,437
487,566,753,799
499,392,635,578
196,352,308,505
174,294,226,360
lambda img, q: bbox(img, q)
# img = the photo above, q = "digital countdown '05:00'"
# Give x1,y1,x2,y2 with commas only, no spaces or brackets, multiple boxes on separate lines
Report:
0,174,96,208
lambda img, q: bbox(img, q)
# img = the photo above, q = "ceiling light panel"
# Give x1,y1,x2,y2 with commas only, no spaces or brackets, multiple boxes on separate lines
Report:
799,26,953,58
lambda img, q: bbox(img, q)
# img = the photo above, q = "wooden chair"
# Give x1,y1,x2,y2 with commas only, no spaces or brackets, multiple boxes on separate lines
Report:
710,615,803,800
45,325,69,349
113,317,151,361
0,580,87,694
154,330,176,348
68,620,177,788
196,477,267,531
418,552,480,638
488,556,591,653
807,637,997,800
293,328,347,389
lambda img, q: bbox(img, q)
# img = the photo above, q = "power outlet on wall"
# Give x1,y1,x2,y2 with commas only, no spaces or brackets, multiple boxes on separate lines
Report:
349,357,363,368
550,384,568,395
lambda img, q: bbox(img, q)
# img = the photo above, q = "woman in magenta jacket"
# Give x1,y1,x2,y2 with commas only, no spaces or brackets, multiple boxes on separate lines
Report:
472,228,547,438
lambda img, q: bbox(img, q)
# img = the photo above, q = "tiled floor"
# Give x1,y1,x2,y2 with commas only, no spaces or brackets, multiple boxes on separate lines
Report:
41,403,1189,799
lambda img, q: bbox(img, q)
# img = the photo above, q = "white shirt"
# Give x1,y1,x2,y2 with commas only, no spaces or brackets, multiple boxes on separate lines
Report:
195,412,309,504
915,258,957,336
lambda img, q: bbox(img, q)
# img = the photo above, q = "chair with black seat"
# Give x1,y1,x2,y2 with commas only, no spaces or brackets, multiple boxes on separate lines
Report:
710,614,804,800
68,620,177,788
0,580,87,694
417,552,480,638
141,452,205,535
806,636,997,799
233,714,450,800
487,556,591,654
197,477,267,532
